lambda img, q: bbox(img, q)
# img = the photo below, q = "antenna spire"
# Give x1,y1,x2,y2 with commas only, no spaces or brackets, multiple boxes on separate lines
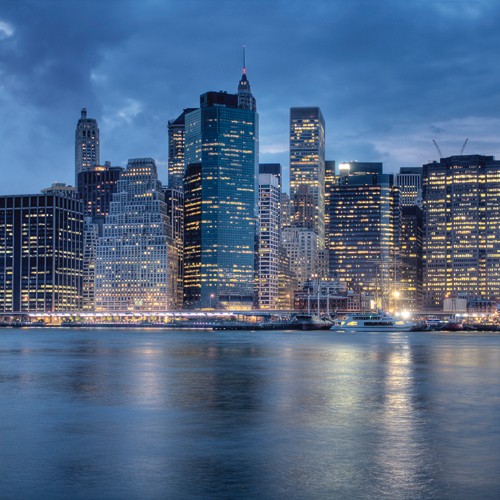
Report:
243,45,246,75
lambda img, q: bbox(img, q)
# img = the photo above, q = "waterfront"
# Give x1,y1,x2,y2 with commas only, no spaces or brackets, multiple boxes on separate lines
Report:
1,329,500,499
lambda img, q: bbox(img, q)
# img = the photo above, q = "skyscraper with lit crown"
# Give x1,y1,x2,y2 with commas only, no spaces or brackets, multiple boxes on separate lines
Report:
75,108,100,182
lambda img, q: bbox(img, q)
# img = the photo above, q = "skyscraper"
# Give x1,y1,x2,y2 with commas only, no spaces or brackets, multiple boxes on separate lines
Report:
328,164,400,307
257,173,281,309
168,108,197,189
75,108,100,182
183,77,258,309
423,155,500,307
95,158,178,312
290,107,325,248
0,192,83,312
237,48,256,111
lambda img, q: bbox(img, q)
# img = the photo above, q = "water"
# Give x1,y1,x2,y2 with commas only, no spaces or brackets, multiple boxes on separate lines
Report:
1,328,500,499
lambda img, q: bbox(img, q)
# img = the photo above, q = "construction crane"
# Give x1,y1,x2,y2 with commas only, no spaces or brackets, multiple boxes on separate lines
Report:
460,138,469,155
432,139,443,159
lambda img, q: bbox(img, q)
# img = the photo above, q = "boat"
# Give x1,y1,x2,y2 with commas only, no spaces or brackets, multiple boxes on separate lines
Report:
330,310,415,332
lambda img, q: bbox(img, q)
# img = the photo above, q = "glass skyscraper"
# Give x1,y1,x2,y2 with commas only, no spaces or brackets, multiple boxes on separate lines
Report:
183,80,258,309
290,107,325,248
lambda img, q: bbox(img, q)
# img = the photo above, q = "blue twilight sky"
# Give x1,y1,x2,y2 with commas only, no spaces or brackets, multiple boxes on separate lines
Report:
1,0,500,194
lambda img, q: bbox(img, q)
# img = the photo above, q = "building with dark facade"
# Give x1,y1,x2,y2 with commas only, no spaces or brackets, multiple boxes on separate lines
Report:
168,108,197,189
328,164,400,309
77,163,123,225
399,205,423,311
396,167,423,207
183,77,258,309
75,108,100,182
0,193,83,312
423,155,500,307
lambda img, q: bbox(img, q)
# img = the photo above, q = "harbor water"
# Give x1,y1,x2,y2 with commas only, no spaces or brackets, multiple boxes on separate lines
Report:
1,328,500,499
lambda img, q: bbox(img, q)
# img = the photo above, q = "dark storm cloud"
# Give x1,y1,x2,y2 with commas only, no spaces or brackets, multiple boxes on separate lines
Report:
1,0,500,193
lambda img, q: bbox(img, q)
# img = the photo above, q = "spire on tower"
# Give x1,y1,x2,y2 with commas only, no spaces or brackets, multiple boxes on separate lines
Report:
243,45,246,75
237,46,256,111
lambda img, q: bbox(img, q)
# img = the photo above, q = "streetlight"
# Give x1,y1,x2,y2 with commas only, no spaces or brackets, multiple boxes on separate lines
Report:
210,293,215,309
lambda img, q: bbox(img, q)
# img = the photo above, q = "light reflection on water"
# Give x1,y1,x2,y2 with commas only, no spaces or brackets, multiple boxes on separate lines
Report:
0,329,500,498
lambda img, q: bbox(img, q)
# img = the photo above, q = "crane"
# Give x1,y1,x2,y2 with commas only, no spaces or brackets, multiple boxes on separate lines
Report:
432,139,443,159
460,138,469,155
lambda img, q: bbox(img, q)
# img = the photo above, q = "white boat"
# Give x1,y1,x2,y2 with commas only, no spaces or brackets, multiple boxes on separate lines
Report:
330,310,415,332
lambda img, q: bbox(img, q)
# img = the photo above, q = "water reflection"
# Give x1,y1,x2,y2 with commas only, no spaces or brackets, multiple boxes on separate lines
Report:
0,330,499,498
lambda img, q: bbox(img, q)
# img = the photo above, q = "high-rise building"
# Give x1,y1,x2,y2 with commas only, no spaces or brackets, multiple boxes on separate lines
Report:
183,78,258,309
0,193,83,312
164,186,185,309
396,167,423,207
75,108,100,182
324,160,336,249
292,184,316,229
259,163,281,191
95,158,178,312
257,173,281,309
423,155,500,307
399,206,423,311
328,164,400,308
281,193,293,228
290,107,325,247
282,227,319,286
168,108,197,189
77,162,123,311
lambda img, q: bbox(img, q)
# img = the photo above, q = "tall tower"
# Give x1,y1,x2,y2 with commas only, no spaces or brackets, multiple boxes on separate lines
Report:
167,108,197,189
237,47,256,111
184,88,258,310
290,107,325,248
75,108,100,183
328,163,400,308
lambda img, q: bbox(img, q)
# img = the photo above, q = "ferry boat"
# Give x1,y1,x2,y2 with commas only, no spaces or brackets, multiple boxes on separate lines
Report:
330,311,415,332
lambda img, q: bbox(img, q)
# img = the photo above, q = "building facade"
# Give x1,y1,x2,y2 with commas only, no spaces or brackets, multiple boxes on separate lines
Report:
396,167,423,207
75,108,100,182
328,165,400,308
183,83,258,309
168,108,197,189
0,193,83,312
423,155,500,307
95,158,178,312
290,107,326,248
282,226,319,286
257,173,281,309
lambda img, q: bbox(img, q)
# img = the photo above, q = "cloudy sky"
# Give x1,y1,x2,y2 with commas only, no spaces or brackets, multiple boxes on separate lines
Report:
1,0,500,194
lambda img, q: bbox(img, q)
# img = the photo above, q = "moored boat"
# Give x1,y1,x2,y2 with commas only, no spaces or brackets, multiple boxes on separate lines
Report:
330,310,415,332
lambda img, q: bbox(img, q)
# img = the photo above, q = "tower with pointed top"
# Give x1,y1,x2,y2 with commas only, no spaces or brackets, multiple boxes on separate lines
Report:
75,108,100,183
237,47,256,111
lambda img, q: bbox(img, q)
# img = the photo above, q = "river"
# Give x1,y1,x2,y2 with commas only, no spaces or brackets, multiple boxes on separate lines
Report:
1,328,499,499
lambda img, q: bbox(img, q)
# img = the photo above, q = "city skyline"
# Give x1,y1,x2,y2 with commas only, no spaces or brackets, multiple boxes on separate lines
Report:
1,1,500,194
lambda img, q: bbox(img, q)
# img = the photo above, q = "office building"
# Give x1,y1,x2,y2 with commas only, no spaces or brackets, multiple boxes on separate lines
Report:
257,173,281,309
168,108,197,189
399,205,423,311
396,167,423,207
282,226,318,286
95,158,178,312
183,79,258,309
281,193,293,228
77,162,123,224
324,160,336,249
75,108,100,182
423,155,500,307
328,164,400,308
0,193,83,312
290,107,326,247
